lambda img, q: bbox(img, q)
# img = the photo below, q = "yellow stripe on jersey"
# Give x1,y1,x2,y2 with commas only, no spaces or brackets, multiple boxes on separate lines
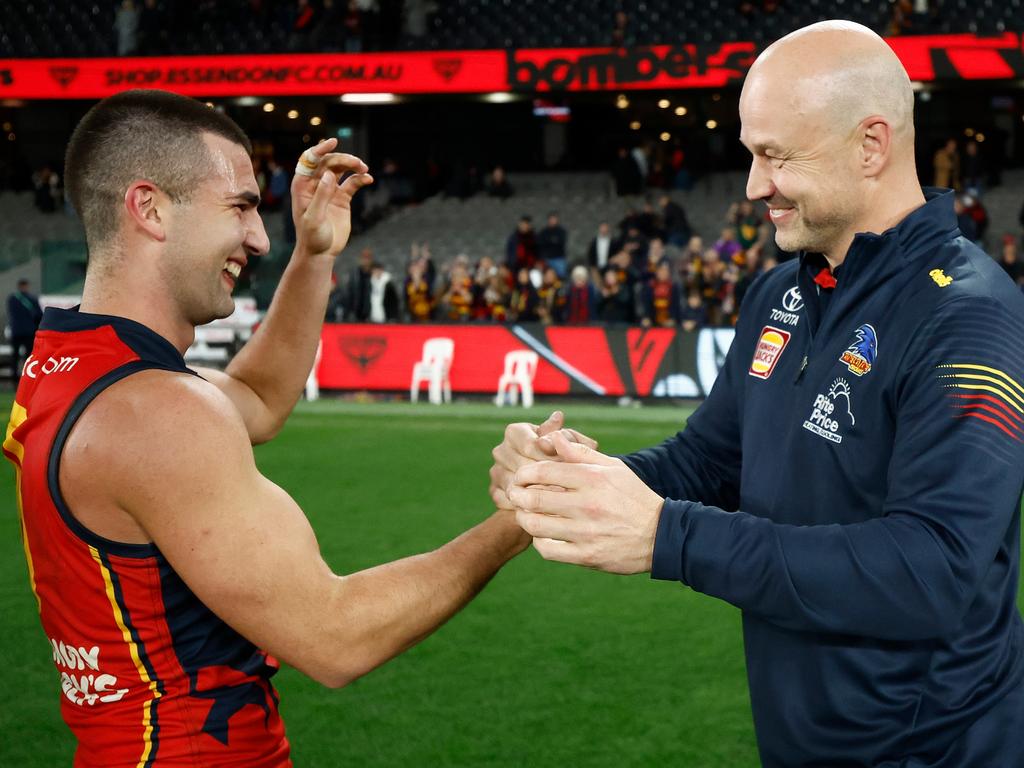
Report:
3,402,38,611
938,364,1024,399
89,546,161,768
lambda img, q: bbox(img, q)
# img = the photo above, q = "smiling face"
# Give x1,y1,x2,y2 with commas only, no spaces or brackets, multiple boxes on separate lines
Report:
740,70,865,259
160,132,269,326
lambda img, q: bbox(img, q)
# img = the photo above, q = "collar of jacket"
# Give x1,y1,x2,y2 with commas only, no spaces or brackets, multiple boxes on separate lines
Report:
797,187,959,281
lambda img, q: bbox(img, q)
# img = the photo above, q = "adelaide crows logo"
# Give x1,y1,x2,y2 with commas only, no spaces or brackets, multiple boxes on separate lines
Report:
840,324,877,376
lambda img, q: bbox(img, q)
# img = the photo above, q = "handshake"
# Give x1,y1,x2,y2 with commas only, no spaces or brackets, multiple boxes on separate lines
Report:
487,411,665,575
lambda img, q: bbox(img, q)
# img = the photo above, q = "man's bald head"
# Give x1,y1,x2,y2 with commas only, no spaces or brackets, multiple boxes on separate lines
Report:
739,21,925,265
744,20,914,149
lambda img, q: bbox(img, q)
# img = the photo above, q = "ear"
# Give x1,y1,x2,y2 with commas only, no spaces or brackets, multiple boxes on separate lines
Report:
860,116,892,179
123,181,169,243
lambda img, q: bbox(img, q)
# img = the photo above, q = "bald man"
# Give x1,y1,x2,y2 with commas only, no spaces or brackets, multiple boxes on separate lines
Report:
490,21,1024,767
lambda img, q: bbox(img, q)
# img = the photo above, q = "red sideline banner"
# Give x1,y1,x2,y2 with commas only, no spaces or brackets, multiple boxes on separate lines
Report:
316,323,737,398
0,34,1018,99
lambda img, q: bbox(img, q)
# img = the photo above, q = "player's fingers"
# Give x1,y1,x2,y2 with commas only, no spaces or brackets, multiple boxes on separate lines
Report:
551,430,616,466
515,510,578,542
536,411,564,437
503,422,556,461
320,152,369,176
304,170,336,222
532,536,587,565
508,473,584,509
512,460,600,493
564,428,599,450
336,172,374,201
490,484,513,511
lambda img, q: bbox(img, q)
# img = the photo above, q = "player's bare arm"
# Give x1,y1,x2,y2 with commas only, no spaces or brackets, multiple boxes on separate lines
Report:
60,369,529,688
197,139,372,445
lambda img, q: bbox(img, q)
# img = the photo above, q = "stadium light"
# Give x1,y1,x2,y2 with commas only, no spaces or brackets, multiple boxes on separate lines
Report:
7,132,14,142
706,119,718,130
674,106,687,116
287,109,299,119
658,99,670,109
630,120,641,130
976,133,986,142
204,101,214,108
660,132,671,141
263,102,275,112
341,93,397,104
235,96,261,107
310,116,322,126
484,92,516,103
2,122,10,131
964,128,975,137
616,95,629,109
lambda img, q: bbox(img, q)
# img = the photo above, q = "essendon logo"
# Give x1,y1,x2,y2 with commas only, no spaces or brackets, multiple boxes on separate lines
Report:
433,58,462,82
339,336,387,372
49,66,79,88
507,44,756,91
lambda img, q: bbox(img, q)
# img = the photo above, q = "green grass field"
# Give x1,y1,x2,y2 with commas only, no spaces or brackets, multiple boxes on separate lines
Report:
1,398,1021,767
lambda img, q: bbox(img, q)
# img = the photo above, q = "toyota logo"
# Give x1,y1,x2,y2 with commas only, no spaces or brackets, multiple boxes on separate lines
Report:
782,286,803,312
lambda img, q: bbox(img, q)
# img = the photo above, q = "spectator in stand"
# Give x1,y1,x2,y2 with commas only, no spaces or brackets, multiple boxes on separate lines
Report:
263,158,289,211
289,0,318,50
933,138,960,190
487,166,514,199
137,0,166,55
368,263,399,323
641,261,681,328
659,194,692,246
481,272,511,323
679,289,708,333
565,265,598,325
719,263,740,326
344,247,374,321
587,222,616,276
735,243,765,310
32,165,61,214
962,140,985,195
713,226,743,264
731,200,763,251
678,235,704,275
440,262,474,322
998,235,1024,288
325,272,346,323
631,143,650,187
641,238,667,285
404,257,435,322
343,0,363,52
537,266,566,325
506,215,537,272
633,200,659,239
115,0,140,55
697,247,726,325
610,9,633,47
962,194,988,244
509,267,540,322
598,268,634,325
7,278,43,384
537,212,568,278
612,147,643,196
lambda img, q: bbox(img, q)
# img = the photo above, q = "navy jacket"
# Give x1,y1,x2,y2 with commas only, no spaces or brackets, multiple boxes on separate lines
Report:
625,190,1024,767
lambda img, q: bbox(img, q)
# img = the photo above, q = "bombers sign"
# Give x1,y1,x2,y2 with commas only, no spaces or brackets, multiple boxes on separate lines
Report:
0,34,1020,99
315,323,736,399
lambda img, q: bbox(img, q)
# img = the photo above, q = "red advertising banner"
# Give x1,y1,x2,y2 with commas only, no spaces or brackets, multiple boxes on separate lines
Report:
316,323,736,399
0,35,1018,99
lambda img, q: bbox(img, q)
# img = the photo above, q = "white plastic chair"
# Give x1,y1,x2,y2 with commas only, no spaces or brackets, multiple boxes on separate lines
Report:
495,350,539,408
410,337,454,404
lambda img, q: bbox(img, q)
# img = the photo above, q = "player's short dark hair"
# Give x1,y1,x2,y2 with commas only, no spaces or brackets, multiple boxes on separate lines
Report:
64,89,252,249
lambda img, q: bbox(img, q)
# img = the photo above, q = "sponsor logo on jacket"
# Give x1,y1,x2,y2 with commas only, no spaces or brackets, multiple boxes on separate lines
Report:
840,324,877,376
749,326,791,379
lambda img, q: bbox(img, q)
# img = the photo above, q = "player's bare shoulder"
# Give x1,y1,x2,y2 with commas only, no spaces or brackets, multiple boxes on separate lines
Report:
60,368,254,542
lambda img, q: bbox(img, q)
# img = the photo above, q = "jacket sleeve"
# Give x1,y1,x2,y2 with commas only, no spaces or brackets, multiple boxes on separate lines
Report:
620,291,751,511
651,296,1024,640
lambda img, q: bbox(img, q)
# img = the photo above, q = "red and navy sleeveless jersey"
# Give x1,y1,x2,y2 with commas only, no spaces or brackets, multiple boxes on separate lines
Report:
3,308,291,767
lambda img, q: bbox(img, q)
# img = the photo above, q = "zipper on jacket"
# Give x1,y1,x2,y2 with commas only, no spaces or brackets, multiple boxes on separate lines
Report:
793,354,809,384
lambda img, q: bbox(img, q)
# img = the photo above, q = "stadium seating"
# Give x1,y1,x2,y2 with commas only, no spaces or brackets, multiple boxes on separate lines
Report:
2,0,1021,58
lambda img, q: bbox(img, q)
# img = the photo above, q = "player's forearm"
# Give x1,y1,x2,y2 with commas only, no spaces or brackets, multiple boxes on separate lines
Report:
317,510,530,688
225,250,333,422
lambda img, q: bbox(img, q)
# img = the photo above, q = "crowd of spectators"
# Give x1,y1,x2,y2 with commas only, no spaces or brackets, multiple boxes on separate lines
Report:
336,195,786,329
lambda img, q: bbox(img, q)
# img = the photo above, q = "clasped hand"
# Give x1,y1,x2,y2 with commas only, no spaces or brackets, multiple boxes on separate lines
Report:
489,412,664,575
